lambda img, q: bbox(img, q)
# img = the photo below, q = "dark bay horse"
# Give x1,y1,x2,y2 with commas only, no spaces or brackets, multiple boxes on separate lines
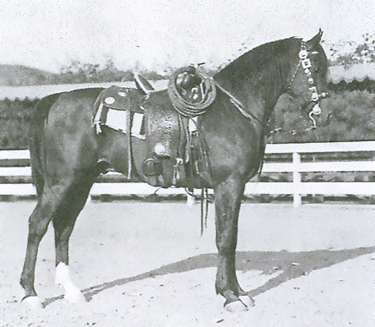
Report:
20,31,330,312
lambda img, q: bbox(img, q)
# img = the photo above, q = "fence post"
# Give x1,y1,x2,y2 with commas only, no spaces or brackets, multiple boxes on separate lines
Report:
187,193,196,206
293,152,302,208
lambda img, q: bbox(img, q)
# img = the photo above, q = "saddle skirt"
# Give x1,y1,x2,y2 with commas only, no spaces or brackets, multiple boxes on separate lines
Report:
93,86,145,138
93,78,212,189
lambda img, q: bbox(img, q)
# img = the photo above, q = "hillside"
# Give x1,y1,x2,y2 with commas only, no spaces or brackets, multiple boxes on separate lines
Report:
0,64,58,86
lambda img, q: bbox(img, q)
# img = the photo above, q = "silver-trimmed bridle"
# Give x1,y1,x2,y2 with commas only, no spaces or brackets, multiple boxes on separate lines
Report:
288,41,330,129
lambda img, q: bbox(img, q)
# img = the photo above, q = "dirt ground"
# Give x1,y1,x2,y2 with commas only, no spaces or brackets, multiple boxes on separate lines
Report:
1,201,374,326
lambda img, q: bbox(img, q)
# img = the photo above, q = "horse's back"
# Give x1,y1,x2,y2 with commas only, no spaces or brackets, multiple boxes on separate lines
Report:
47,88,103,120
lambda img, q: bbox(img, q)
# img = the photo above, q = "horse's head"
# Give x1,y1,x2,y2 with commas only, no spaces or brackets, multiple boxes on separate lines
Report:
287,30,331,128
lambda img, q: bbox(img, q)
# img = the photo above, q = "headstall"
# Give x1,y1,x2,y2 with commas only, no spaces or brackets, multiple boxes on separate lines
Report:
288,41,329,129
213,40,330,133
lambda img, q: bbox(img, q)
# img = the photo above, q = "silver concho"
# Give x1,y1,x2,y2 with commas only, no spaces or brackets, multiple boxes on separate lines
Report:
104,97,116,105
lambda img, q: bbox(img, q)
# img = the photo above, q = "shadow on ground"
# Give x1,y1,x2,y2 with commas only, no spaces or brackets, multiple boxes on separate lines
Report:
43,246,375,307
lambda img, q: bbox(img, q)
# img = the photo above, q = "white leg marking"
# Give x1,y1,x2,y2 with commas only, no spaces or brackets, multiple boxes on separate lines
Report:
225,300,249,312
239,295,255,308
55,263,85,303
22,296,43,311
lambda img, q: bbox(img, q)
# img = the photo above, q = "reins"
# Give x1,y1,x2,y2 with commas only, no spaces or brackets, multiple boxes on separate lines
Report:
213,80,271,130
211,79,318,137
214,79,321,136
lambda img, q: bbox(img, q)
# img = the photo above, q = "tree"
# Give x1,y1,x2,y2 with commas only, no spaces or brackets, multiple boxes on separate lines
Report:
329,33,375,66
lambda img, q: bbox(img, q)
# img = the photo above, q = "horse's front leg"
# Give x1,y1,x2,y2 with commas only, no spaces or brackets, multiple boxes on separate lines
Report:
214,177,254,312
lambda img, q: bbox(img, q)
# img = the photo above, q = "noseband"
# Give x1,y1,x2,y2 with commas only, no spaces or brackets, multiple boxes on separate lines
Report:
288,41,329,128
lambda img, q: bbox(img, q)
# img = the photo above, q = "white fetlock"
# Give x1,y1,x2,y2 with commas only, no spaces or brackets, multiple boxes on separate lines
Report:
55,262,70,286
55,262,85,304
224,300,249,313
64,283,86,303
22,296,43,311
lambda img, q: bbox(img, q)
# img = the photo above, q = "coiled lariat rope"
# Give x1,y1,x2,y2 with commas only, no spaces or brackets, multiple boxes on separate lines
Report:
168,66,217,117
167,65,216,235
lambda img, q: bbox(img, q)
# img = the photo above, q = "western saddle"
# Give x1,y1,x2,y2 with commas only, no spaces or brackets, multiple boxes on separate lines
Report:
93,68,214,190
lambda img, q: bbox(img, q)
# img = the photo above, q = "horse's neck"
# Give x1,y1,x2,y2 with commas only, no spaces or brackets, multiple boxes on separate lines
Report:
215,45,298,123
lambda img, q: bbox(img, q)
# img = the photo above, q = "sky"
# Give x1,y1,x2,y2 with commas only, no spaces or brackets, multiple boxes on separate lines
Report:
1,0,375,73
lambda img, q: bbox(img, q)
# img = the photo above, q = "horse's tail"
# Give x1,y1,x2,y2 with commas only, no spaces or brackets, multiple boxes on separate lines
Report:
29,93,61,198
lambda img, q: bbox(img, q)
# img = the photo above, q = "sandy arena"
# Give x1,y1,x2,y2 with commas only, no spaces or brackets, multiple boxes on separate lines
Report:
1,201,374,326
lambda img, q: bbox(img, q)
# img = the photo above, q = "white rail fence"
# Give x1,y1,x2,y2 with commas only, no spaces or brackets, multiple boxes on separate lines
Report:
1,141,374,207
0,80,169,100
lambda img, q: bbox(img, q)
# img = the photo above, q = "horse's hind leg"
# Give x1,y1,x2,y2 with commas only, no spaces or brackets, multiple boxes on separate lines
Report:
20,166,100,308
20,186,71,309
52,169,100,303
214,177,255,312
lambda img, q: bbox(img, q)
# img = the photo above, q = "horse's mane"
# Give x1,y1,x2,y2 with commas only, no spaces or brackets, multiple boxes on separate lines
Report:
215,37,301,85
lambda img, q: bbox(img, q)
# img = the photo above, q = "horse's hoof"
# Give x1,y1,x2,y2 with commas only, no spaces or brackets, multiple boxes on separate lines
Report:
64,285,86,304
239,295,255,308
21,296,43,311
224,299,249,312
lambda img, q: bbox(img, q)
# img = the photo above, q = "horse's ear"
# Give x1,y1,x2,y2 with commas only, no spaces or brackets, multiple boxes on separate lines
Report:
306,29,323,50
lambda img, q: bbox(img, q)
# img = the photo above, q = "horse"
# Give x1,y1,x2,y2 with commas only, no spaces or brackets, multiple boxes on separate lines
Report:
20,30,331,312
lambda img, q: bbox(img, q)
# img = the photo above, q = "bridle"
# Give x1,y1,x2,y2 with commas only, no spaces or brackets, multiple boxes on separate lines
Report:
209,40,330,134
287,41,330,129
